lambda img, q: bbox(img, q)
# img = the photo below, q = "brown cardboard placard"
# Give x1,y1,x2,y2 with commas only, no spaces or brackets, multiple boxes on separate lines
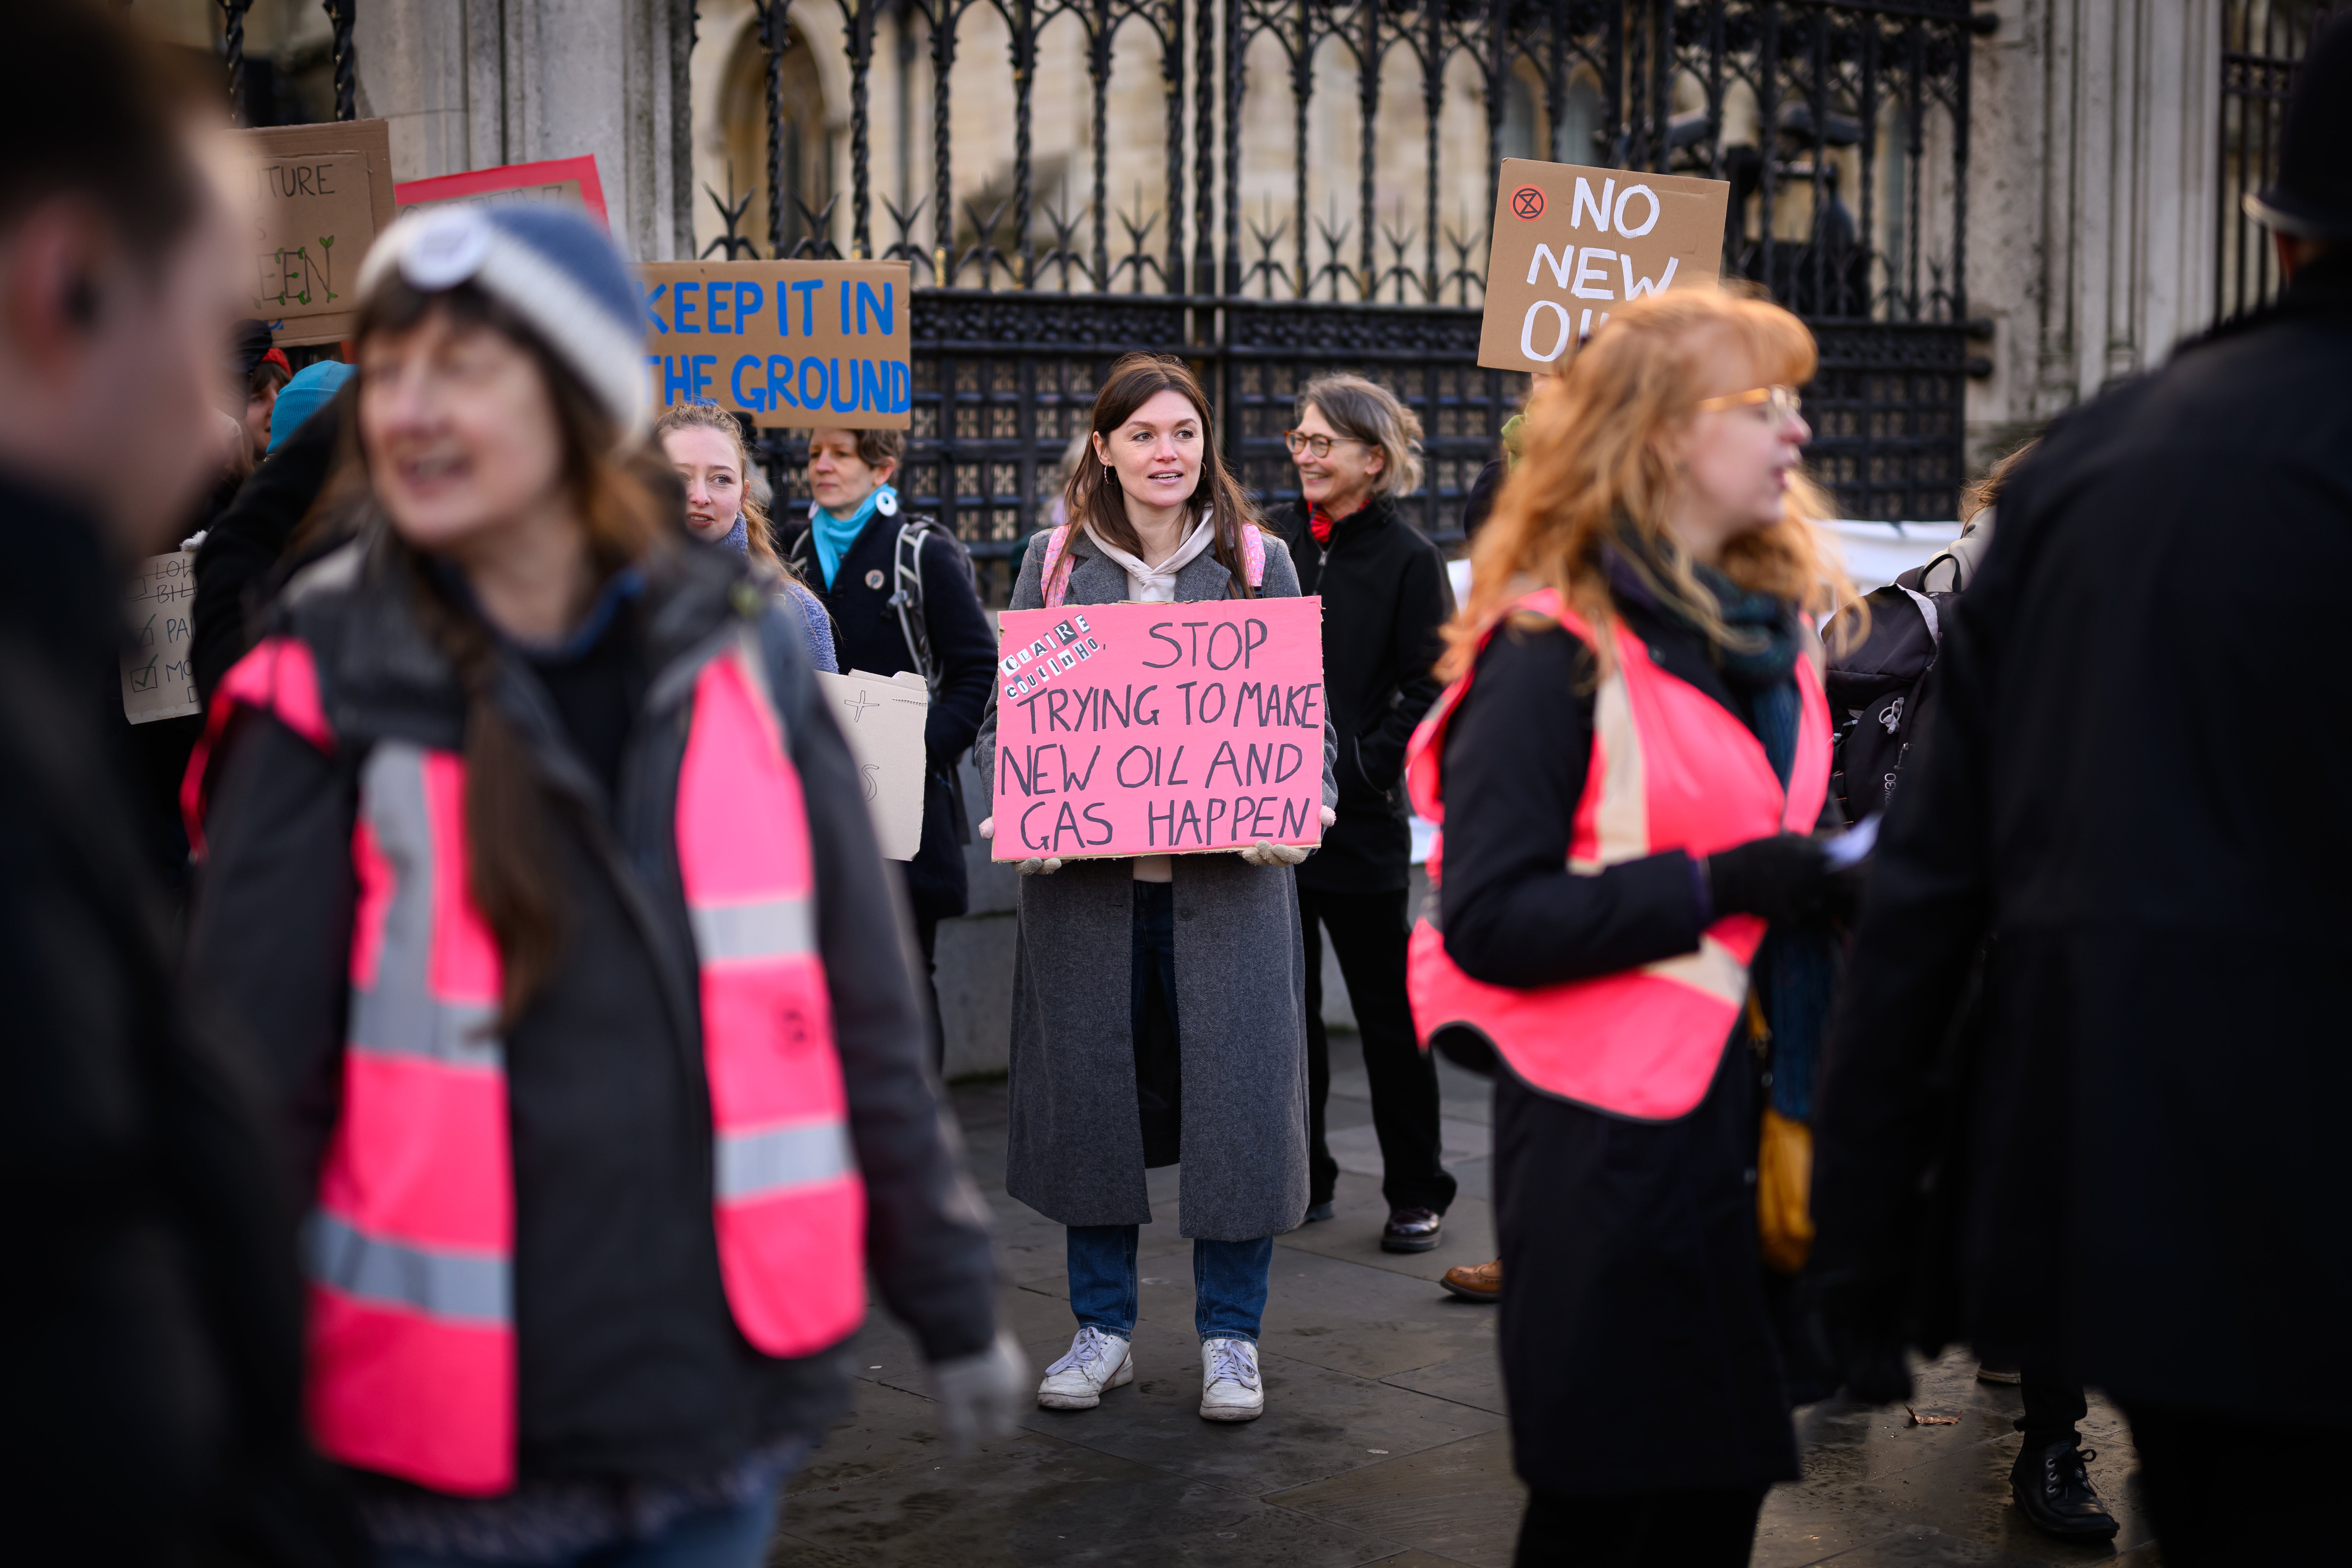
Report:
638,260,911,430
1477,158,1730,374
229,120,397,348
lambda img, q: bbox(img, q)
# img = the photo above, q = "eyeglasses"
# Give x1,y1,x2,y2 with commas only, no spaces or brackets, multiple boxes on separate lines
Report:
1694,385,1804,422
1283,429,1372,459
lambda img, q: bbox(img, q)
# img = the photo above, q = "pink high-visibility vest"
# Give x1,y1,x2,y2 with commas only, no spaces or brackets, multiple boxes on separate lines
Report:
186,630,866,1496
1404,588,1831,1121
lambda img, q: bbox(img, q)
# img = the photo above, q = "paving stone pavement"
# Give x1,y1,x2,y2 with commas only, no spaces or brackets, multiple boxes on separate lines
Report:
769,1037,2159,1567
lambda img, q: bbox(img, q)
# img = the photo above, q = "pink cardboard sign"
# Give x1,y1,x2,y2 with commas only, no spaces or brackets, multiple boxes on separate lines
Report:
992,598,1326,860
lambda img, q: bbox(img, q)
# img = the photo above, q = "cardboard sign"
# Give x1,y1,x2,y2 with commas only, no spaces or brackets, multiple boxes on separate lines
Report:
395,156,610,230
231,120,397,348
638,260,911,430
990,598,1326,860
815,669,930,861
1478,158,1730,373
121,551,200,724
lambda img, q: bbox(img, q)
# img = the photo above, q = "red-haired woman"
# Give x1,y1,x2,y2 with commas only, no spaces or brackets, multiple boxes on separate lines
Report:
183,206,1018,1567
1408,288,1855,1566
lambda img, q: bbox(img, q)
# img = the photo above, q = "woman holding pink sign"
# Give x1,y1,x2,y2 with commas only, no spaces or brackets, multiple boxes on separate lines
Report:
974,354,1336,1426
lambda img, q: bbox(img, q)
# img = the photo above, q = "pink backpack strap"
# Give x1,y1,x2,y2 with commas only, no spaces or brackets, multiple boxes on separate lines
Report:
1239,524,1266,588
1038,523,1075,610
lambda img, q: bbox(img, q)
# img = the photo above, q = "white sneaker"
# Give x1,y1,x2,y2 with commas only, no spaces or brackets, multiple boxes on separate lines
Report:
1198,1337,1264,1422
1035,1326,1133,1410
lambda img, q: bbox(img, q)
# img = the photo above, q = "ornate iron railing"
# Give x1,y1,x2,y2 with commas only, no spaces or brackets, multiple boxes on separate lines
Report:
735,0,1979,594
2218,0,2338,321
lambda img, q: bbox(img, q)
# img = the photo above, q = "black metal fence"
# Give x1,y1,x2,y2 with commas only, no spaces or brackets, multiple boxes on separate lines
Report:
208,0,1985,600
738,0,1984,594
2218,0,2338,321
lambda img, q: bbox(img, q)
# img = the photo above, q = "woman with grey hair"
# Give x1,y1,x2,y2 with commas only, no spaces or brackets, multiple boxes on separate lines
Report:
1272,373,1459,1254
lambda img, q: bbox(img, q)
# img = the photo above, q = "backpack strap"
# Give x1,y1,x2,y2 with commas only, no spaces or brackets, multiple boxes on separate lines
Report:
1238,523,1266,589
1039,522,1077,610
891,519,933,693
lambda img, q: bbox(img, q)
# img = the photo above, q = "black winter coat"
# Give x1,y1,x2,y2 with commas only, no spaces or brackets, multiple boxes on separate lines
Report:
0,472,360,1562
783,511,996,922
1439,600,1800,1495
192,389,344,704
1812,252,2352,1422
1273,496,1453,893
185,533,998,1492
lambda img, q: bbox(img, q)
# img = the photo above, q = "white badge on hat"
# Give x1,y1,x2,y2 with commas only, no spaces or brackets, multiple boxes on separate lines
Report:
401,210,494,293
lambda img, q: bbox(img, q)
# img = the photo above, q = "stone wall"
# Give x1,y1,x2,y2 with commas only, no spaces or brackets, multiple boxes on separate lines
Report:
1962,0,2225,467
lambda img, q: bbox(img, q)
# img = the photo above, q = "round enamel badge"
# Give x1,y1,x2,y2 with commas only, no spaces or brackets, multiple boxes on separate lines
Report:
876,488,899,517
865,569,886,590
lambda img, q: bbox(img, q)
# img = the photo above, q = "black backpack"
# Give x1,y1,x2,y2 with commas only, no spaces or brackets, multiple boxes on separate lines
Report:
1824,548,1968,824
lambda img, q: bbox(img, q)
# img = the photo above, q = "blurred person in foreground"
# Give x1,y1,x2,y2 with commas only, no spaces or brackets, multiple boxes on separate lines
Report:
1408,287,1853,1566
0,2,360,1561
182,204,1022,1566
1809,16,2352,1564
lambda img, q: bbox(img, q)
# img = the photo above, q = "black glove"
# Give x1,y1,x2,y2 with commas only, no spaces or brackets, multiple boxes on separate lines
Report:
1703,833,1831,923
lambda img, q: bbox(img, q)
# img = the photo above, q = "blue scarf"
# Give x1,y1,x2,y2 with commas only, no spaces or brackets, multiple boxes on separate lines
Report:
719,514,749,558
811,484,895,590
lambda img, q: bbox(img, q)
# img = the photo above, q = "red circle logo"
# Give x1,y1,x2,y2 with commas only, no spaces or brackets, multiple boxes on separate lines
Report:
1510,185,1546,221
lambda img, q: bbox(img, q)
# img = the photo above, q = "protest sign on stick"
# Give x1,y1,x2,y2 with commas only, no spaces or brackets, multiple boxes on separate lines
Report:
813,669,930,861
120,551,200,725
990,598,1326,861
638,260,911,429
1477,157,1729,374
395,155,610,230
231,120,396,348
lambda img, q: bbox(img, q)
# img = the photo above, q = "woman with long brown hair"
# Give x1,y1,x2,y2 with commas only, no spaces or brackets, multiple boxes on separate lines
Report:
1406,287,1856,1566
181,207,1018,1567
974,353,1335,1424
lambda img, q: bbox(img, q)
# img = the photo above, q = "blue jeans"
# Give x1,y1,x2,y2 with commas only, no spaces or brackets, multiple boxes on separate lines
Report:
375,1486,780,1568
1067,1224,1273,1344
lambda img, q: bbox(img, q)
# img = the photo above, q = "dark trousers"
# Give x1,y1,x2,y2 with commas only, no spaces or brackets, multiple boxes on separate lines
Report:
1513,1487,1767,1567
2127,1406,2352,1562
1132,882,1182,1166
1299,886,1455,1213
909,904,944,1077
2017,1364,2086,1450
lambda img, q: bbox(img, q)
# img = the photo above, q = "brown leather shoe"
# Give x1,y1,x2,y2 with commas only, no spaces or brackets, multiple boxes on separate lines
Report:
1440,1259,1501,1301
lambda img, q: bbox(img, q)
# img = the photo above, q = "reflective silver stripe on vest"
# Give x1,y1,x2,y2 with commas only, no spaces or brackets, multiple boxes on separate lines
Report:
350,744,502,1071
690,897,816,963
305,1211,511,1325
716,1120,855,1203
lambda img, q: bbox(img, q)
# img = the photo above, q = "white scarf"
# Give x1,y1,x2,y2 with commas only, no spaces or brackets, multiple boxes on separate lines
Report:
1083,511,1216,602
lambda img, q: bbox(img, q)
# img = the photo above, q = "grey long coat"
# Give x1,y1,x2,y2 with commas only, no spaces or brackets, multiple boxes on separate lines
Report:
975,526,1337,1240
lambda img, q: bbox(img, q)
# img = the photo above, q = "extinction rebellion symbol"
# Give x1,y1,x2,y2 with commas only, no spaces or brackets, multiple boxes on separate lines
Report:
1510,185,1546,221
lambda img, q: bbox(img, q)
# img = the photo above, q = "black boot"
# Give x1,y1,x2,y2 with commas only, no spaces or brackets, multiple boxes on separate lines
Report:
2010,1439,2119,1541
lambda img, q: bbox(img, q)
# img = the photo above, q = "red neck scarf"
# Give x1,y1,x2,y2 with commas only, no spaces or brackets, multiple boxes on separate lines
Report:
1308,499,1366,545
